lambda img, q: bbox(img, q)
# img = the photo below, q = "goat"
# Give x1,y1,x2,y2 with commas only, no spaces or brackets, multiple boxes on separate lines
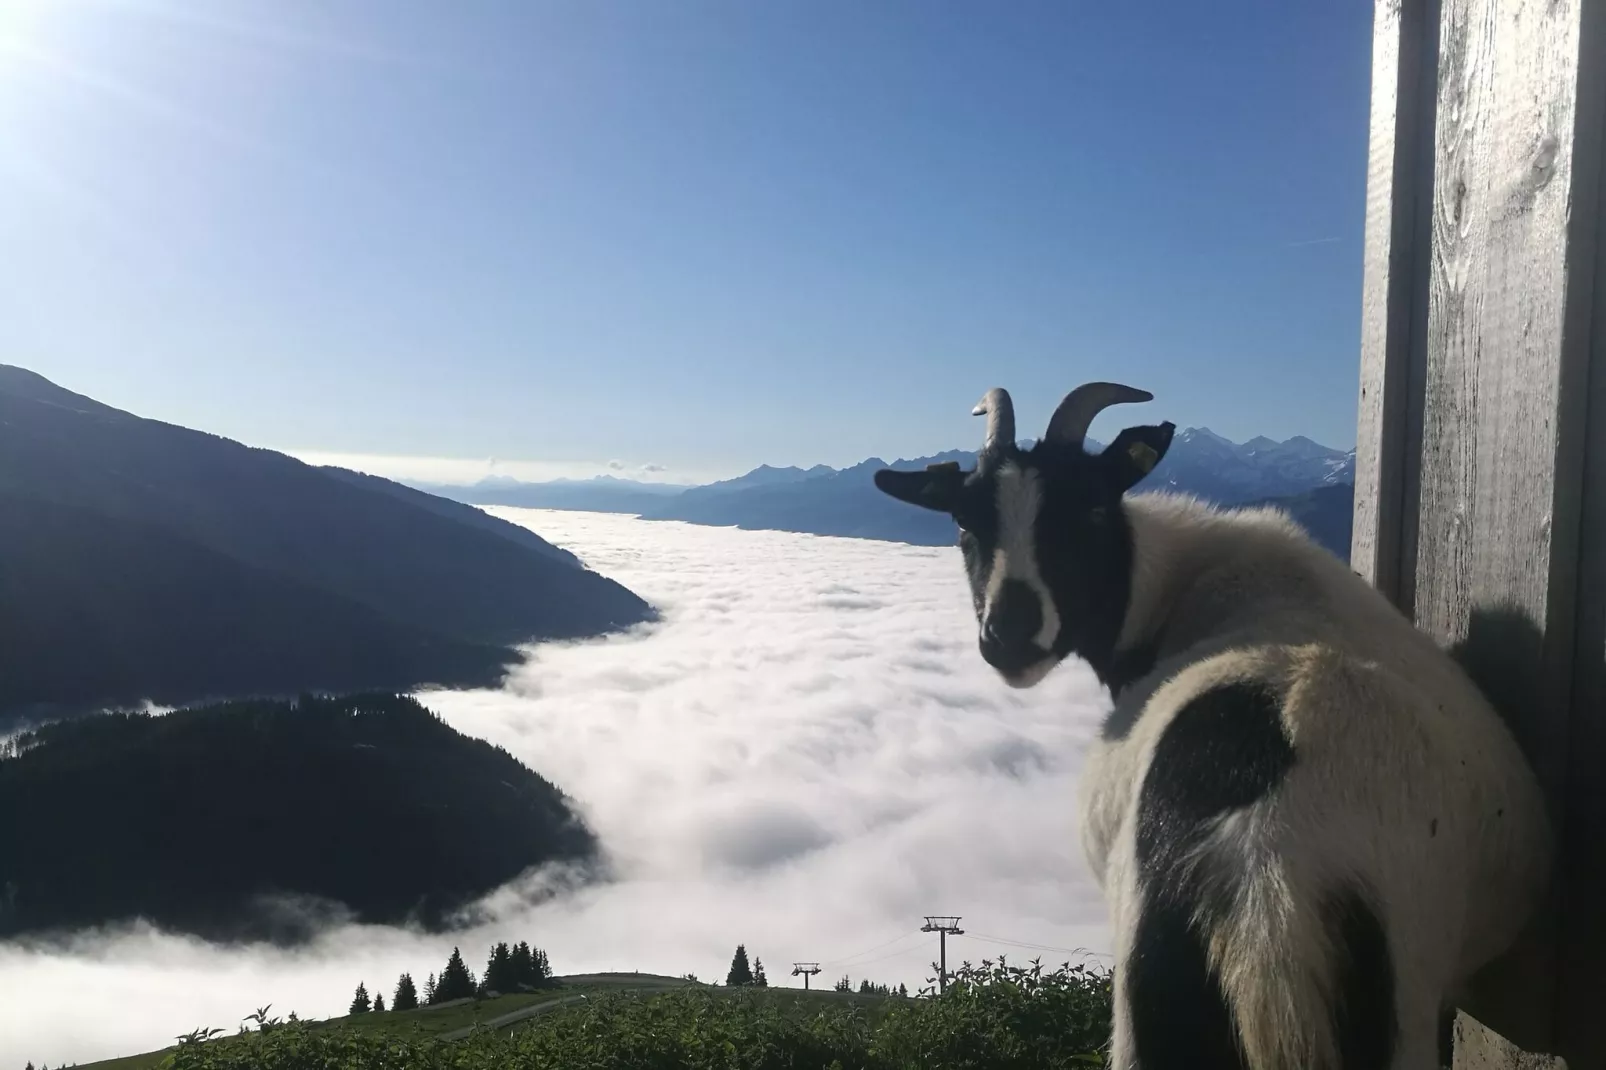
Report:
872,382,1552,1070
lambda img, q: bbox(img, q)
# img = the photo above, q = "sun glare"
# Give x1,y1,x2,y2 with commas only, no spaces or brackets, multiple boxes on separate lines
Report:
0,0,54,47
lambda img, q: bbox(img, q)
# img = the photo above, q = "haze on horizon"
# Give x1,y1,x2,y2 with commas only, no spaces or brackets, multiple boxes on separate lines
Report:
2,0,1371,483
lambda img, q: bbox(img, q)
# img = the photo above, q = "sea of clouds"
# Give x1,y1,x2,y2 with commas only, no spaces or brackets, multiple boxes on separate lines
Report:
0,508,1115,1067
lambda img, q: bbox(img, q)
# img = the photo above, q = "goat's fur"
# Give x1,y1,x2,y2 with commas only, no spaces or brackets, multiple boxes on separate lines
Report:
873,385,1552,1070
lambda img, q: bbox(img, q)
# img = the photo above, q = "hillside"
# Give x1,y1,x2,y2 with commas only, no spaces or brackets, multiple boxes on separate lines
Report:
0,365,654,717
0,493,513,712
0,693,598,944
1244,481,1355,563
419,431,1356,559
319,466,583,569
76,959,1110,1070
1147,426,1353,503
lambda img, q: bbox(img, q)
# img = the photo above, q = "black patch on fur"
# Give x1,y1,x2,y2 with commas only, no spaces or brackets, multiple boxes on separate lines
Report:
1126,682,1296,1069
1104,640,1159,701
1043,490,1143,696
1128,894,1247,1069
1325,886,1398,1069
1135,683,1295,860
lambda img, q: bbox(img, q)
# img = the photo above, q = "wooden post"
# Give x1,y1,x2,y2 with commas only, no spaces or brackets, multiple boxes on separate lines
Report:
1354,0,1606,1066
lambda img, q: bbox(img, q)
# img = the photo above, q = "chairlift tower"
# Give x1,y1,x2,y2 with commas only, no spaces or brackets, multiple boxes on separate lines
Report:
791,962,821,991
921,916,964,994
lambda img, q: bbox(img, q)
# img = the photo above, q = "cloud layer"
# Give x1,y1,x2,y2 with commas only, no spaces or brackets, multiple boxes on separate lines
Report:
0,509,1115,1067
281,450,730,487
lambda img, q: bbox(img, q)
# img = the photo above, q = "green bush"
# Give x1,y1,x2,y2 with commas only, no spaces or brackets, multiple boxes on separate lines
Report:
874,958,1111,1068
165,956,1111,1070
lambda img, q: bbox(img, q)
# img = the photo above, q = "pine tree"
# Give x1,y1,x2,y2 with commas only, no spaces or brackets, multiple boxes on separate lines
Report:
424,972,437,1005
372,993,385,1013
753,958,768,987
393,972,419,1011
436,946,477,1001
834,974,851,992
349,982,371,1015
534,946,551,986
897,982,909,997
510,942,534,989
725,944,754,987
481,941,514,995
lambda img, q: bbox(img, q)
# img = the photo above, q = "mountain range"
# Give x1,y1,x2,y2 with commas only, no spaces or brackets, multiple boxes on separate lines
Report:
0,362,1356,718
0,365,655,719
416,430,1357,559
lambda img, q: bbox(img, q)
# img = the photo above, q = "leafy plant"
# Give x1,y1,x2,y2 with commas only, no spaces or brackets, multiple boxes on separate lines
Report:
164,955,1113,1069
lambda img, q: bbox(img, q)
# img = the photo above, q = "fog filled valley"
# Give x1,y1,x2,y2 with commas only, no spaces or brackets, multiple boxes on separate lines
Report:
0,2,1394,1061
0,508,1116,1068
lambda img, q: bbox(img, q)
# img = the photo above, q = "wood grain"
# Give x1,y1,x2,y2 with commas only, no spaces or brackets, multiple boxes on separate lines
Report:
1423,0,1584,1063
1352,0,1436,608
1353,0,1606,1064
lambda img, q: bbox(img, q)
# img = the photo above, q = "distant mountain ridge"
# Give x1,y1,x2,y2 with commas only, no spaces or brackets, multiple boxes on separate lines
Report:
0,365,655,719
425,473,688,514
421,430,1358,560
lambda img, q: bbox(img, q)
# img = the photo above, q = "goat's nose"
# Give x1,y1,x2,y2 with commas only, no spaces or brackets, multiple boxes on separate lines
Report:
981,580,1042,652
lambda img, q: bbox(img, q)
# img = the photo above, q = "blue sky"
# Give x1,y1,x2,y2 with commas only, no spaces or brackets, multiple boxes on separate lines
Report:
1,0,1372,484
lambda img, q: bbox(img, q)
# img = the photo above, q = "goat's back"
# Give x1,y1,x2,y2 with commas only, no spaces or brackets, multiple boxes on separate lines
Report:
1080,506,1552,1069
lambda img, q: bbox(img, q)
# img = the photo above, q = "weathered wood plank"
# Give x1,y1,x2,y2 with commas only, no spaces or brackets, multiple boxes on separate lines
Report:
1553,3,1606,1059
1450,1014,1559,1070
1357,0,1606,1064
1408,0,1605,1065
1352,0,1437,607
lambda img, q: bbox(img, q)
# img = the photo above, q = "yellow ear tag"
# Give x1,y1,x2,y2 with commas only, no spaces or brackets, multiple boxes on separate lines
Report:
1127,441,1159,474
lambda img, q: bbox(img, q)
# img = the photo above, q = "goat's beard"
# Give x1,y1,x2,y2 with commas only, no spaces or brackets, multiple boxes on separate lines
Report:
996,655,1059,690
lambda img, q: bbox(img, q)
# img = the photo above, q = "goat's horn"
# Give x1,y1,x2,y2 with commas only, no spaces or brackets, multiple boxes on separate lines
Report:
971,388,1016,454
1044,382,1154,448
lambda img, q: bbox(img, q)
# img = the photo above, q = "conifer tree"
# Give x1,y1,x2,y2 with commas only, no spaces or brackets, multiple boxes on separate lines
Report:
436,946,477,1001
481,941,514,994
725,944,754,987
510,942,533,989
753,958,768,987
349,982,371,1014
372,992,385,1013
834,974,851,992
424,972,437,1005
393,972,419,1011
534,946,551,985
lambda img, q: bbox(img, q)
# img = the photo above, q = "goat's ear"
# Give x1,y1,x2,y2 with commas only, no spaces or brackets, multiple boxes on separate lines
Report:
1101,421,1175,493
874,464,966,513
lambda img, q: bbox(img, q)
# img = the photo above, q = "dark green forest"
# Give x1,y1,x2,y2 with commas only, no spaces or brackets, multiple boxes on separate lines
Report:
0,694,598,943
346,939,557,1016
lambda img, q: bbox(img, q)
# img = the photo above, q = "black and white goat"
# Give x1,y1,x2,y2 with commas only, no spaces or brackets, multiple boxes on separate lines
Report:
873,382,1552,1070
